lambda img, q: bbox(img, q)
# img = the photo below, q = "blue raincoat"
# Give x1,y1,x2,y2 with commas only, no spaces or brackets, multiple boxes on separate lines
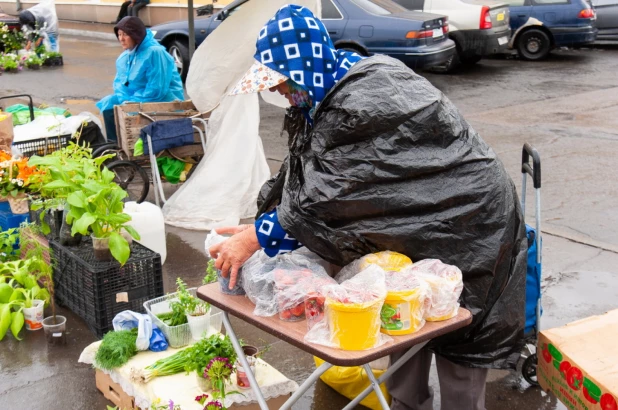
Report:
96,30,184,112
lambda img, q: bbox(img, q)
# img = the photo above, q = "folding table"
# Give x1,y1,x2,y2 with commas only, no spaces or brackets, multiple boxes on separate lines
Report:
197,283,472,410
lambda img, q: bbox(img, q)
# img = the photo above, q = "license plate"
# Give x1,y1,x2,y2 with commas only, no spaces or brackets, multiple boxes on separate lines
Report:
497,12,505,21
498,36,508,45
432,28,443,38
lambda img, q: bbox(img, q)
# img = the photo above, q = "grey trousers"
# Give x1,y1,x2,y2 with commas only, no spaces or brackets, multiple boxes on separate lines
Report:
386,347,489,410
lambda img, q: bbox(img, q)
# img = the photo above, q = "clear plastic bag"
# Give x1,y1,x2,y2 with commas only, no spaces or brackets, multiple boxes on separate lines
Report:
335,251,413,284
381,271,431,335
241,248,331,317
305,265,391,350
407,259,463,321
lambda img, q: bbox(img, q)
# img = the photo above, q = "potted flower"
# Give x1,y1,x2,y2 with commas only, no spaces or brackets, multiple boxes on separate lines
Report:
24,54,43,70
174,278,211,341
0,151,44,214
0,53,21,73
42,51,63,66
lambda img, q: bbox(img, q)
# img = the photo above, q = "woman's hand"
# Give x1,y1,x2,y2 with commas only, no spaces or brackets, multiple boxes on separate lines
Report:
213,225,251,236
209,225,261,289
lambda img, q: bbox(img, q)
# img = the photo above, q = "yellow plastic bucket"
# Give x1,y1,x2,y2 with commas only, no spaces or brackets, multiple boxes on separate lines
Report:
327,298,383,350
380,288,426,336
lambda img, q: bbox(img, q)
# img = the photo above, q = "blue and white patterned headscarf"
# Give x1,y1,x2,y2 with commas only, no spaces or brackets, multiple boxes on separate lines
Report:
255,4,364,109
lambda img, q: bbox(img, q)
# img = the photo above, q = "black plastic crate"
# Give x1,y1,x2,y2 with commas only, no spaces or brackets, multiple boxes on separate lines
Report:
50,237,164,338
13,134,71,157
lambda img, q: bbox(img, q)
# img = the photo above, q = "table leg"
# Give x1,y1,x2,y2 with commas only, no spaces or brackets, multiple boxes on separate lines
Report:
342,341,428,410
279,361,333,410
222,311,270,410
363,363,391,410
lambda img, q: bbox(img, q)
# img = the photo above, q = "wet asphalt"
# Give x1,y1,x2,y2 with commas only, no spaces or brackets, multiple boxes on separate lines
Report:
1,33,618,410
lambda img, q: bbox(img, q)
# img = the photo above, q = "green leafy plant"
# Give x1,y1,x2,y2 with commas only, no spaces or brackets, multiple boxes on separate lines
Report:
204,259,218,285
0,302,24,341
0,228,19,262
132,334,237,384
204,357,240,402
174,277,209,316
95,329,138,370
24,54,43,69
0,53,19,71
0,23,26,53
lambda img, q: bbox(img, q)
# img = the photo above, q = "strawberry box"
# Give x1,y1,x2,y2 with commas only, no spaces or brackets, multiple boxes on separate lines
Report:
538,309,618,410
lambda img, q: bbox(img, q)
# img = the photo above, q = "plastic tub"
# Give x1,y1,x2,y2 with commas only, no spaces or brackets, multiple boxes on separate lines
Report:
43,315,67,345
380,289,426,336
326,298,383,350
124,201,167,264
23,299,44,330
144,288,223,348
187,311,211,341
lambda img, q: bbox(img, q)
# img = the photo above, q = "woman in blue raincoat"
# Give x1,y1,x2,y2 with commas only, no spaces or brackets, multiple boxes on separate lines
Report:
97,16,184,141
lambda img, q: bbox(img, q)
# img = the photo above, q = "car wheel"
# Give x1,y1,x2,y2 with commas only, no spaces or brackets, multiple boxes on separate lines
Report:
517,29,551,61
460,54,482,66
168,39,190,82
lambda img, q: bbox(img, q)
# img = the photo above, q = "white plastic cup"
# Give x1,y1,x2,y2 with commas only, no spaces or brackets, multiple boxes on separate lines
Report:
186,311,211,341
23,300,44,330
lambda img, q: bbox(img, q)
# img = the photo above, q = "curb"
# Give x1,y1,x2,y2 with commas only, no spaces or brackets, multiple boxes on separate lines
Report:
59,28,116,41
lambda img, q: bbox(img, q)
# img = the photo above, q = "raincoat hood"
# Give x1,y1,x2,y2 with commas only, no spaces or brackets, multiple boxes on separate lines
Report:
254,4,364,108
114,16,147,47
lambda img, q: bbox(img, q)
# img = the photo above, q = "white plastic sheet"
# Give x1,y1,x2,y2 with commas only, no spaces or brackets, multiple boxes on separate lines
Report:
162,93,270,229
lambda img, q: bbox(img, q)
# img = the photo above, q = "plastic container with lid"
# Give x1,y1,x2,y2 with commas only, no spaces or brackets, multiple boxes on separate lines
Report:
124,201,167,264
381,271,430,335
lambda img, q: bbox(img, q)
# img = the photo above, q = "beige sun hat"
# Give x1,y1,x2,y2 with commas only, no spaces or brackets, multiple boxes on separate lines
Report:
229,60,289,95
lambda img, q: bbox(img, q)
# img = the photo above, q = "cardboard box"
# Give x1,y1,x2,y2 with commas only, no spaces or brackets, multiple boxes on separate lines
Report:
95,369,291,410
538,309,618,410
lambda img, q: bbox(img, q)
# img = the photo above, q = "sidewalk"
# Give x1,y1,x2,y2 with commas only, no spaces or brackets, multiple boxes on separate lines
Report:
59,20,117,41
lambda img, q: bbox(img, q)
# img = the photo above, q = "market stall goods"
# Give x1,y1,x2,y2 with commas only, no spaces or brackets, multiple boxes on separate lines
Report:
381,271,430,336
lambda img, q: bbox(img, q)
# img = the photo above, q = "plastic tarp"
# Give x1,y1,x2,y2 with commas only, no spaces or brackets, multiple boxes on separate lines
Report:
259,55,528,369
163,1,319,229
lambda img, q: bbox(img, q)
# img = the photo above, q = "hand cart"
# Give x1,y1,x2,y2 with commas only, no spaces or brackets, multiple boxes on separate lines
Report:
519,143,543,386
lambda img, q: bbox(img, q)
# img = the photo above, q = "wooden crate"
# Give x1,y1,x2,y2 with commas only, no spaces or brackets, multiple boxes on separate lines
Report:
95,369,291,410
113,101,210,159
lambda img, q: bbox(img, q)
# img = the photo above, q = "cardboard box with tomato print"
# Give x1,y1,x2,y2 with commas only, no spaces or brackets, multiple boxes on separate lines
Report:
538,309,618,410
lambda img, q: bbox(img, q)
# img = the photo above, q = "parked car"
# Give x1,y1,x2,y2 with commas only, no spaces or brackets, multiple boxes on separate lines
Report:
151,0,455,81
393,0,511,71
591,0,618,40
508,0,597,60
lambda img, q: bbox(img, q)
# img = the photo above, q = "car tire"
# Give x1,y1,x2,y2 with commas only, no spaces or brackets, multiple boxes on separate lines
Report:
517,29,551,61
168,39,190,82
460,54,482,66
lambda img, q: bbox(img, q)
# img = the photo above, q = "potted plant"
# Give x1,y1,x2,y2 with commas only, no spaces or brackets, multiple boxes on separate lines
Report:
196,356,244,409
206,259,244,296
42,51,63,66
24,54,43,70
0,53,20,73
0,23,26,54
0,151,43,214
175,278,211,341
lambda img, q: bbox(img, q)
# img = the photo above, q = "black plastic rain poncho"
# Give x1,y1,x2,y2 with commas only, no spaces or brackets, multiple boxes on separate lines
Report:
258,55,528,369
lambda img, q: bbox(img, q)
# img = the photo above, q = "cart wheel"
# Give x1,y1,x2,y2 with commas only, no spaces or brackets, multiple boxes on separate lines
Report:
92,144,129,164
522,353,540,386
107,160,149,204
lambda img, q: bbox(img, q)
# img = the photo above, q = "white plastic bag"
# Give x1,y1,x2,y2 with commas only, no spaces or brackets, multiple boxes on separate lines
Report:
305,266,391,350
112,310,153,351
407,259,463,321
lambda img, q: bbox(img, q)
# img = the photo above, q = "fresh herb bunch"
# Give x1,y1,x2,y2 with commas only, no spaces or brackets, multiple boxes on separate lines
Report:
171,277,209,316
204,259,218,285
132,334,237,384
95,328,138,370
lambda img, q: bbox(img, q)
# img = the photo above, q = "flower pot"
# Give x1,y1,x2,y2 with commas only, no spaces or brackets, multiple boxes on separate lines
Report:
217,269,245,296
27,64,41,70
8,194,28,214
186,311,210,341
59,206,82,246
23,299,44,330
92,234,133,261
196,372,212,392
236,355,257,390
42,315,67,345
242,345,259,357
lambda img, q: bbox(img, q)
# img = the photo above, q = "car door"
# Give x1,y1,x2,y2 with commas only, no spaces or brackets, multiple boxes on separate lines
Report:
323,0,348,42
509,0,534,31
529,0,570,29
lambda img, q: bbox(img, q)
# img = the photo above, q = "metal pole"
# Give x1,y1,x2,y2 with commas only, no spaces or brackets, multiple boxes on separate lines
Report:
222,312,270,410
363,363,391,410
342,341,428,410
188,0,195,60
279,362,333,410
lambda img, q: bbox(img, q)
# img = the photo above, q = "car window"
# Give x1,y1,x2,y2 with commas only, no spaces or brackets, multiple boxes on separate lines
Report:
216,4,243,20
322,0,343,18
392,0,425,10
350,0,390,15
